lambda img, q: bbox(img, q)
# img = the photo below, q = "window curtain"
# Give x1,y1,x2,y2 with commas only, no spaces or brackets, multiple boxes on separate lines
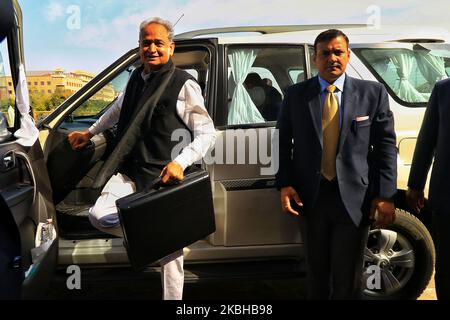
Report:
227,49,265,125
391,52,428,102
415,51,447,86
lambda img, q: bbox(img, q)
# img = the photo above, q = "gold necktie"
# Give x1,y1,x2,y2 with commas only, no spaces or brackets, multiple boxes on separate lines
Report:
321,85,339,181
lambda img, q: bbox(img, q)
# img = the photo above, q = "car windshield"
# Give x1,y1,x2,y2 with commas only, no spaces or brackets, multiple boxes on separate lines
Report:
353,43,450,106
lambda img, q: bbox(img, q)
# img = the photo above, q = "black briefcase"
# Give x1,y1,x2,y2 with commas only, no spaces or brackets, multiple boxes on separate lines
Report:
116,169,216,271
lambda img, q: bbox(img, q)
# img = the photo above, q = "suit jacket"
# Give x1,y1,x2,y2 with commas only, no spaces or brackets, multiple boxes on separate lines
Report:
276,75,397,226
408,78,450,216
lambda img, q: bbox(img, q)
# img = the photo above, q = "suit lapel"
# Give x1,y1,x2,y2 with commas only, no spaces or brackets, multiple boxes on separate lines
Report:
306,77,323,147
338,76,357,154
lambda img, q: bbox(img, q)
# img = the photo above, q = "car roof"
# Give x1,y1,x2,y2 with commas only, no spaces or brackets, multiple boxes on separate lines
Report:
175,24,450,45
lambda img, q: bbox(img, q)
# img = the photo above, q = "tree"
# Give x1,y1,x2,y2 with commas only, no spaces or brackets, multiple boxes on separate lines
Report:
0,97,14,113
46,92,64,110
29,92,47,111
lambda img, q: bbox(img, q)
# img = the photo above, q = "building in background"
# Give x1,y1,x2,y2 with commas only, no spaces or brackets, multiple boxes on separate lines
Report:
0,68,116,101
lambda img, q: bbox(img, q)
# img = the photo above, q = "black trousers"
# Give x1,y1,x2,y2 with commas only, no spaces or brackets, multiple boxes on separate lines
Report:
432,213,450,300
298,180,370,299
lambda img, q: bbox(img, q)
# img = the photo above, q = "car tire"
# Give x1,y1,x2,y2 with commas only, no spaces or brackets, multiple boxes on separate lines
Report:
362,209,435,300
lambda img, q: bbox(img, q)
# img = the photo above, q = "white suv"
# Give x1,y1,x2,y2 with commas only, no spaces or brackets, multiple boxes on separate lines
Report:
1,0,448,299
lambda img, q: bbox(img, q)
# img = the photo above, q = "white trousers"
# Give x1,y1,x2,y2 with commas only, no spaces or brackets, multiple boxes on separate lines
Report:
88,173,184,300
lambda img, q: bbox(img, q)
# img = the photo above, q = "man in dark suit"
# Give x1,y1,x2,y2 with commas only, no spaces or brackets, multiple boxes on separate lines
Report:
406,78,450,300
275,29,397,299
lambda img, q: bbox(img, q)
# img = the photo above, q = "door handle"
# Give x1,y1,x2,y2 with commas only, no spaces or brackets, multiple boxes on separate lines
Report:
1,152,16,172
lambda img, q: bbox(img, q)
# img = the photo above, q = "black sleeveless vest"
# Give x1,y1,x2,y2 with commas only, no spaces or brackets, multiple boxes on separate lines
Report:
116,62,195,190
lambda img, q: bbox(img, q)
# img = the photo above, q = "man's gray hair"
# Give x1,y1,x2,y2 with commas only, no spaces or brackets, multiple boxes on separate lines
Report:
139,17,174,42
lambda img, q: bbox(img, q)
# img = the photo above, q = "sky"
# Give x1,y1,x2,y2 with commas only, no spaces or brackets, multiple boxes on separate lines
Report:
17,0,450,73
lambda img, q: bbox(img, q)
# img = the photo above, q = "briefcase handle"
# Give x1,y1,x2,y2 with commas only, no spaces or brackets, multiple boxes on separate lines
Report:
145,167,206,193
146,177,162,192
144,176,183,192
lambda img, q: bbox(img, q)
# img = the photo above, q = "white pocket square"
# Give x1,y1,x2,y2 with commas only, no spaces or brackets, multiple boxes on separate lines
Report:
355,116,369,122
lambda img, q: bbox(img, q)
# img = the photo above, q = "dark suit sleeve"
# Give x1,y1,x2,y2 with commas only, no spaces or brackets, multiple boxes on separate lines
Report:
370,84,397,200
407,82,440,191
275,89,294,190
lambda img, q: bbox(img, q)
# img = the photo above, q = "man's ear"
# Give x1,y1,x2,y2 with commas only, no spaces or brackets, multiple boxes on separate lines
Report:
169,42,175,56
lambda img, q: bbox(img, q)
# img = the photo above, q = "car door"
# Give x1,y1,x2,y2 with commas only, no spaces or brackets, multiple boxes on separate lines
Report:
0,0,57,299
35,51,141,242
207,44,308,248
38,39,217,243
38,50,139,206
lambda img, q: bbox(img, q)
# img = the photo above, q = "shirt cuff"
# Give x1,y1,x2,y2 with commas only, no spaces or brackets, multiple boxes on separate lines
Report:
88,126,98,136
173,155,190,171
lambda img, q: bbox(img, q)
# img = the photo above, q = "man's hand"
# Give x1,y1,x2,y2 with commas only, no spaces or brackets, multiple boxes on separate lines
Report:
160,161,184,184
370,198,396,228
280,186,303,217
406,188,425,213
67,130,93,150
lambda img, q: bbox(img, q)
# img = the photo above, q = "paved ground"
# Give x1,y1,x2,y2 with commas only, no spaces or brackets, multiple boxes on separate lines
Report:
418,272,436,300
47,279,307,300
46,268,437,300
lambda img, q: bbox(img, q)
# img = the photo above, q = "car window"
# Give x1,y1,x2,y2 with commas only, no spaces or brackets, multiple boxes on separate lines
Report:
71,67,134,120
353,44,450,106
28,69,109,122
250,67,283,96
0,38,14,128
226,46,305,126
172,47,211,105
308,46,318,78
289,68,308,84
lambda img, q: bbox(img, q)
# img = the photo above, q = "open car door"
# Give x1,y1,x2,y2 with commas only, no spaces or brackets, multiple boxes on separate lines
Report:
38,38,218,246
0,0,58,299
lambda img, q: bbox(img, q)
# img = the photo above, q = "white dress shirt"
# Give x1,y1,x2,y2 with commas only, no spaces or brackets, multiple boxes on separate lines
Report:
89,71,216,170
